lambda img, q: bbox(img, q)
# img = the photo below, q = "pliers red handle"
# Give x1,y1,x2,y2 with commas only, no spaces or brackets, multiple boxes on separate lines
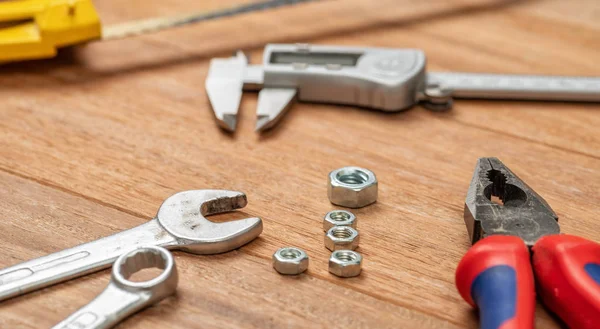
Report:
455,158,600,329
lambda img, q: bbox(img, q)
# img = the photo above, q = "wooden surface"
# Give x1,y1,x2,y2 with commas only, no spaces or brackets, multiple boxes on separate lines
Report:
1,0,600,328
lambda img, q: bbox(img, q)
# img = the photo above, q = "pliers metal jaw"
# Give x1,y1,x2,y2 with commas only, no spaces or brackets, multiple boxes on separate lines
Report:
464,157,559,247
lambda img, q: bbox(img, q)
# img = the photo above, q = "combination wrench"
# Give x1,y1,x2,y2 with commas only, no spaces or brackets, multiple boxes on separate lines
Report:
0,189,262,301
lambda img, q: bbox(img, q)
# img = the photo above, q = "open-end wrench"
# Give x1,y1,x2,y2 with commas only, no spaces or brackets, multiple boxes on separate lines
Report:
52,246,178,329
0,189,262,302
206,43,600,131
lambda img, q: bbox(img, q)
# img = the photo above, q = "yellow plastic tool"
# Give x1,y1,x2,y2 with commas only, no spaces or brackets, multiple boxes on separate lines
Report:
0,0,101,62
0,0,317,64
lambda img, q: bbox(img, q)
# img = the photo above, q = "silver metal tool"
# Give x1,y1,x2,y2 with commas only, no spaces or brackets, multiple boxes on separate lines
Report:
205,43,600,131
51,246,178,329
0,189,262,302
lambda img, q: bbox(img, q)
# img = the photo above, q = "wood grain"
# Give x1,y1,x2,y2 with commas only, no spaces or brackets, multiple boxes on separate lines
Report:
1,0,599,328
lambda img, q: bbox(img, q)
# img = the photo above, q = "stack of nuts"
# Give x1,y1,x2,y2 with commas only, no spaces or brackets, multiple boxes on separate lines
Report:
323,210,362,277
272,166,377,277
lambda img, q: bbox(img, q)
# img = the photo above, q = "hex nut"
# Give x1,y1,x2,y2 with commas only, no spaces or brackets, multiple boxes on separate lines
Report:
328,166,378,208
324,226,359,251
329,250,362,278
272,247,309,275
323,210,357,232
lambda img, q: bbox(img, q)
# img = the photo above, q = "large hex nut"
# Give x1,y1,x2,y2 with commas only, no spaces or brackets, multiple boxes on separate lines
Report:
323,210,357,232
328,167,378,208
272,247,309,275
324,226,359,251
329,250,362,278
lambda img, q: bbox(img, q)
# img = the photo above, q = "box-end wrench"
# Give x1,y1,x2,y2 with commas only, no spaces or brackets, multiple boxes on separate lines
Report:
52,246,178,329
0,189,262,302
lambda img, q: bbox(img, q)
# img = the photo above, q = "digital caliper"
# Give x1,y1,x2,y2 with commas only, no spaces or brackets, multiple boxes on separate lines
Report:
206,43,600,132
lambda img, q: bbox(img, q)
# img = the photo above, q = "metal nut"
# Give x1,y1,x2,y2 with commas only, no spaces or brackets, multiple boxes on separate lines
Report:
329,250,362,277
328,166,378,208
323,210,357,232
324,226,359,251
272,247,309,275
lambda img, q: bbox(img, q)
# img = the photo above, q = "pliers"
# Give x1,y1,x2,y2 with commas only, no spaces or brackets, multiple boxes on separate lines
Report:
455,157,600,329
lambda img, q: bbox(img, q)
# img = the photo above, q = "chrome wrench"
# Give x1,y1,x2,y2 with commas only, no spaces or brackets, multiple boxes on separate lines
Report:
206,43,600,131
0,190,262,302
52,246,178,329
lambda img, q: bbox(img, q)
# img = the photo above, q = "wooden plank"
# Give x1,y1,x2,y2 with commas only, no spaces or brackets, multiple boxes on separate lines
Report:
3,78,599,327
1,0,599,328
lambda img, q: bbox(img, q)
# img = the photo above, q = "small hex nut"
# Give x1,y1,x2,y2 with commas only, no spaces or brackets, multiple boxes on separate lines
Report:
272,247,309,275
323,210,357,232
329,250,362,278
328,167,378,208
324,226,359,251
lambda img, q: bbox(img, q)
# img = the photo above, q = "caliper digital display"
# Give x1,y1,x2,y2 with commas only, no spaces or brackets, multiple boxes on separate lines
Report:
269,52,361,66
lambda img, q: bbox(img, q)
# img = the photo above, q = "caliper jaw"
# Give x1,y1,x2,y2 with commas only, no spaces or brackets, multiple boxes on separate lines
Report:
205,51,265,131
206,51,289,132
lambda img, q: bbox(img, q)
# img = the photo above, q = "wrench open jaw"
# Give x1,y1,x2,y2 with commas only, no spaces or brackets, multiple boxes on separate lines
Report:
157,190,263,254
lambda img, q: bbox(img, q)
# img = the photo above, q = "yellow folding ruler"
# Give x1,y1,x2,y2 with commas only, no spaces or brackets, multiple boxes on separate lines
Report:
0,0,315,63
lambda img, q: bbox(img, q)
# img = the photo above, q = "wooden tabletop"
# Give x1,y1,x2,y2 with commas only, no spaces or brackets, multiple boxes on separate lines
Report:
1,0,599,328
